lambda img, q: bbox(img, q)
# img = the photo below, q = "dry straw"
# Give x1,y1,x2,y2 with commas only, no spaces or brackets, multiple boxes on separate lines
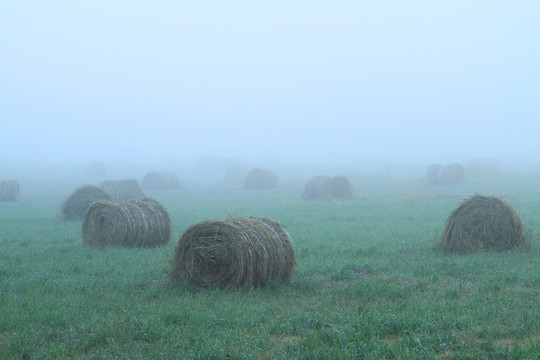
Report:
438,194,528,254
301,175,353,200
171,216,296,289
141,171,182,190
82,197,171,248
1,180,20,202
244,168,278,189
99,179,145,200
62,185,111,220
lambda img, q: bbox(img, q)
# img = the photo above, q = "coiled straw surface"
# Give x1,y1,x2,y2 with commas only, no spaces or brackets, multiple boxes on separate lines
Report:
62,185,111,220
171,216,296,289
82,197,171,248
439,194,528,254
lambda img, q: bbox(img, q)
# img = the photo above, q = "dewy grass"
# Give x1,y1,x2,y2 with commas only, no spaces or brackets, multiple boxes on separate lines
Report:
0,175,538,359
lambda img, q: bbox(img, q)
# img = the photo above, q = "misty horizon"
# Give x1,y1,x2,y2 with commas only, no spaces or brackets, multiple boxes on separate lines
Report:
2,1,539,169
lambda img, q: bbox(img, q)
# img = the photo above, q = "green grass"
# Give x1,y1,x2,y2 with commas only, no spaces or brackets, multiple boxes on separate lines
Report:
1,175,539,359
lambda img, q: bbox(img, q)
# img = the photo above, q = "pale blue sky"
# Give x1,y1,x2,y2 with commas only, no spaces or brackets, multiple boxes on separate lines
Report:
1,1,539,167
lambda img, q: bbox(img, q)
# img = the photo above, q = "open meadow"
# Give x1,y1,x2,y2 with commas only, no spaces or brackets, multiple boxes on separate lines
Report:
1,171,539,359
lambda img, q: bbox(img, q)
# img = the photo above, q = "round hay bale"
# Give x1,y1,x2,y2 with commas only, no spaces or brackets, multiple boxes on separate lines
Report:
62,185,111,220
99,179,145,200
171,216,296,289
141,171,182,190
82,197,171,248
301,175,353,200
423,164,442,185
439,194,528,254
1,180,20,202
439,163,465,185
85,161,107,177
244,168,278,189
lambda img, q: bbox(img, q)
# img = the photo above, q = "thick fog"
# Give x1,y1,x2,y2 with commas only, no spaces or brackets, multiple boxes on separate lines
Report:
1,1,539,173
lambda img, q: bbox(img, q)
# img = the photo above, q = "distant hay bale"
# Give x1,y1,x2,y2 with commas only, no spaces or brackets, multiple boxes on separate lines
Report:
62,185,111,220
171,216,296,289
1,180,20,202
301,175,353,200
439,163,465,185
85,161,107,177
244,168,278,189
423,164,442,185
82,197,171,248
141,171,182,190
438,194,528,254
99,179,145,200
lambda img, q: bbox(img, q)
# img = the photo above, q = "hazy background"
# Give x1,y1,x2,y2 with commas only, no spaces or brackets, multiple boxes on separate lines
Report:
1,1,539,174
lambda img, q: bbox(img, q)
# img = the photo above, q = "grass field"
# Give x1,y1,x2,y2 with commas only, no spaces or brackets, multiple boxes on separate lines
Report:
0,173,539,359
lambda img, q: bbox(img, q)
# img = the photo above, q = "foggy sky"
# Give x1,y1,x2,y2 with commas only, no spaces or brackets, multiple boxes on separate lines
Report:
1,1,539,167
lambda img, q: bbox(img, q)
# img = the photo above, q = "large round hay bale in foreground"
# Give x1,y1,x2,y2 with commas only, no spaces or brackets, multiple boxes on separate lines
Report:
301,175,353,200
141,171,182,190
171,216,296,289
82,197,171,248
439,163,465,185
244,168,278,189
439,194,528,254
99,179,145,200
62,185,111,220
1,180,20,202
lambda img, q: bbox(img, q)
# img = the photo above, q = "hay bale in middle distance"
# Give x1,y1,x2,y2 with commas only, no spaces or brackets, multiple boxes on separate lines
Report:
244,168,278,189
171,216,296,289
301,175,353,200
99,179,145,200
82,197,171,248
62,185,111,220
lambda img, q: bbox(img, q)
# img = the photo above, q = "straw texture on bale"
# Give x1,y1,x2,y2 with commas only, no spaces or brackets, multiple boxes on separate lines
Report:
82,197,171,248
301,175,353,200
99,179,145,200
141,171,182,190
439,194,528,254
62,185,111,220
171,216,296,289
1,180,20,202
244,168,278,189
439,163,465,185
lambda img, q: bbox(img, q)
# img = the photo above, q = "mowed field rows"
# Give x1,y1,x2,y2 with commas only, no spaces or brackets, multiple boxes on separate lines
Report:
0,175,539,359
